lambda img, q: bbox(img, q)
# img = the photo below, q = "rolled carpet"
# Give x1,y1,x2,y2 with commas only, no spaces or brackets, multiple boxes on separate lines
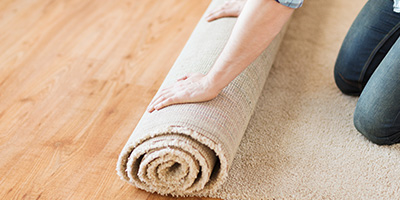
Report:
117,0,288,196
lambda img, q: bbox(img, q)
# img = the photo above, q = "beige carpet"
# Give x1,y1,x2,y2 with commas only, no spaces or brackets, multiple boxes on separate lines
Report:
118,0,400,199
212,0,400,199
117,0,287,196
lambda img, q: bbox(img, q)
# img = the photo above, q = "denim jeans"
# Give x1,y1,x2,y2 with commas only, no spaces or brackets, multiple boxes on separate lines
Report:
334,0,400,145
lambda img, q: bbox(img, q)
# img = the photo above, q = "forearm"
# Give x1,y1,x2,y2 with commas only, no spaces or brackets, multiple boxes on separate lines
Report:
205,0,294,91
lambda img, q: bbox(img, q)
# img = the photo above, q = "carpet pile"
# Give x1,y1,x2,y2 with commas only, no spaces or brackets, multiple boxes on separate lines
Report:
118,0,400,199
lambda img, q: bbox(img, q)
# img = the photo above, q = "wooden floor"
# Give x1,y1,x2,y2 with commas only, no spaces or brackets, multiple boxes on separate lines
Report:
0,0,220,199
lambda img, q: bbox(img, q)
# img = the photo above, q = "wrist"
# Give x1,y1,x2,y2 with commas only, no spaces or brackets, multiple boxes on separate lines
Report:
204,72,226,94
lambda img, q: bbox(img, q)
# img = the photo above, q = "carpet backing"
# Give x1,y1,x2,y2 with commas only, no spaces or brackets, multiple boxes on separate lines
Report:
118,0,400,199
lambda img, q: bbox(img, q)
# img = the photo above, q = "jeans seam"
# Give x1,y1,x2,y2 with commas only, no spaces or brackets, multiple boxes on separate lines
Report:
338,72,362,94
358,23,400,86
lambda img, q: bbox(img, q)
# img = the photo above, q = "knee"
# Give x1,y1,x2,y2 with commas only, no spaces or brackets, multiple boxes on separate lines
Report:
354,106,399,145
334,62,362,96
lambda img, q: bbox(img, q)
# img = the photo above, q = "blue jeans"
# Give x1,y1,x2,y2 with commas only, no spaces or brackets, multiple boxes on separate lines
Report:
334,0,400,145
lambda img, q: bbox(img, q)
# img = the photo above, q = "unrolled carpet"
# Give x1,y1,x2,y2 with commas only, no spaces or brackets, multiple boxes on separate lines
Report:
118,0,400,199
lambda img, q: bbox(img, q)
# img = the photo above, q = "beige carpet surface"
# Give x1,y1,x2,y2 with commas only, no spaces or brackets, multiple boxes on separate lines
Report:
213,0,400,199
117,0,287,197
118,0,400,199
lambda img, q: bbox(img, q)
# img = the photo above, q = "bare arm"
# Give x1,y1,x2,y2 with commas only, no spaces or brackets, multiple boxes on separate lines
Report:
205,0,293,91
147,0,294,113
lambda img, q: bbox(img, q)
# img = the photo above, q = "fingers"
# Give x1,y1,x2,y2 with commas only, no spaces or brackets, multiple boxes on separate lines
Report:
153,96,177,111
177,73,202,81
146,72,209,113
177,73,200,81
147,92,179,113
148,74,191,113
147,88,173,112
147,91,174,112
177,75,188,82
206,8,226,22
205,1,241,22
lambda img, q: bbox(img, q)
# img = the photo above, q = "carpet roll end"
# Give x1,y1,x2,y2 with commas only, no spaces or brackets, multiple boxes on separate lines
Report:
116,126,229,196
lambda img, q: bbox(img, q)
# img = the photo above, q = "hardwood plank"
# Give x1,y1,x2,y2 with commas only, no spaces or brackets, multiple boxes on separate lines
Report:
0,0,221,199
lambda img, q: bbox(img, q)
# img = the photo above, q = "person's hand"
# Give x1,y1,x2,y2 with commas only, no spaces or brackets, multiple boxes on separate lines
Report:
147,73,220,113
205,0,247,22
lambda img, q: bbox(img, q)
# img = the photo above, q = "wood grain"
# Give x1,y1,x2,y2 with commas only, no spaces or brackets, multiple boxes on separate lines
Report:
0,0,220,199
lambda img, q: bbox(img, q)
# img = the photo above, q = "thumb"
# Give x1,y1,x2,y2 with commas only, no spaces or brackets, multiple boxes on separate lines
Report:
177,75,188,81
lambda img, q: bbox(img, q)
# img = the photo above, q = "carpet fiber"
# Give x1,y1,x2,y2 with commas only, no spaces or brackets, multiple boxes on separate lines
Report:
118,0,400,199
117,0,287,196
